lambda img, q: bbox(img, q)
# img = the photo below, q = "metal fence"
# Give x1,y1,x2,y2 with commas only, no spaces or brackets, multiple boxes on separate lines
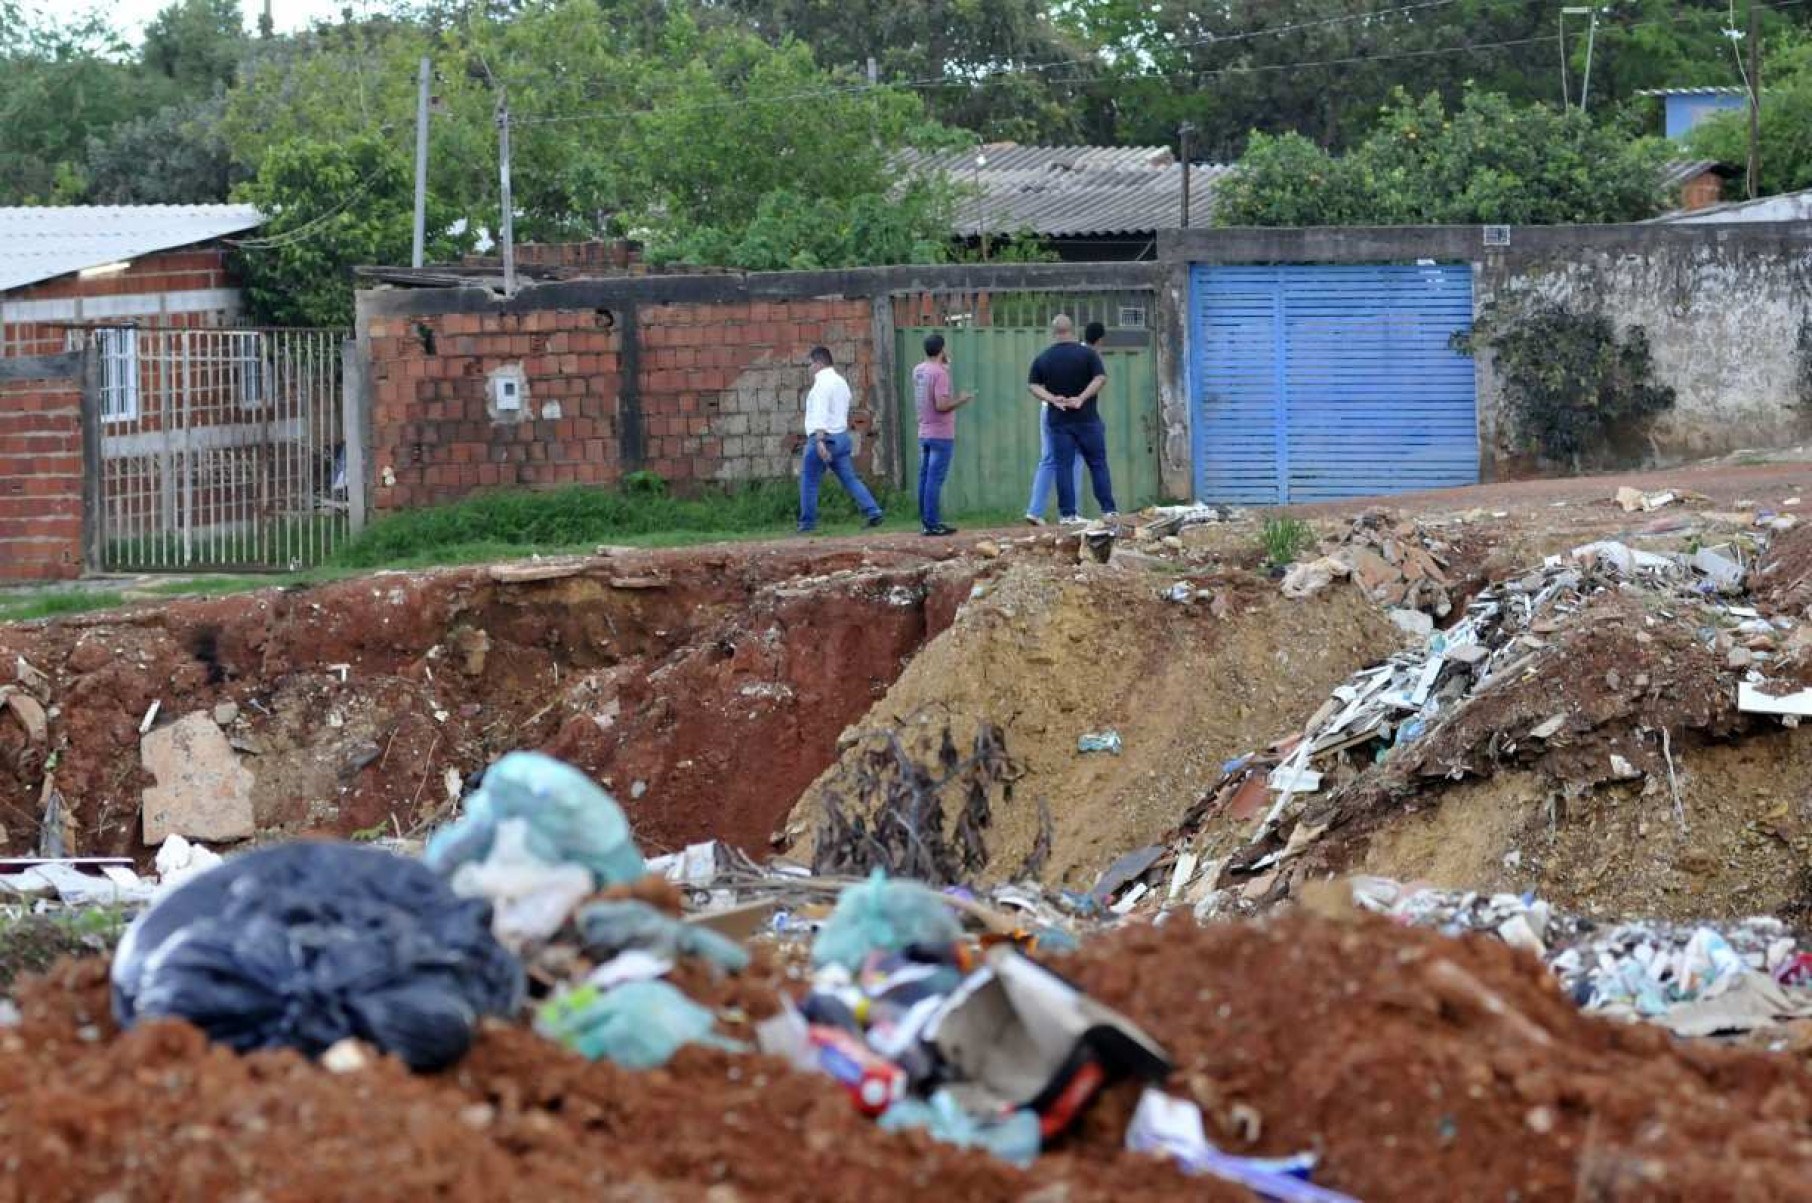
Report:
89,326,351,572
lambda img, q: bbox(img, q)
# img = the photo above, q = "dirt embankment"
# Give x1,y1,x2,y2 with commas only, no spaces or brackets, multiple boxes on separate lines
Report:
10,913,1812,1201
787,560,1405,887
0,540,982,861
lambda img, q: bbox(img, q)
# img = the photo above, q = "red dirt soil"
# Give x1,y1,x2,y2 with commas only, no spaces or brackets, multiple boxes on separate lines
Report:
7,914,1812,1201
0,538,984,861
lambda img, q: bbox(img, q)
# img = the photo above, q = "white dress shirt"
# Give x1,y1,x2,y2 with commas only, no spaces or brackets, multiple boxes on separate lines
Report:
803,367,852,436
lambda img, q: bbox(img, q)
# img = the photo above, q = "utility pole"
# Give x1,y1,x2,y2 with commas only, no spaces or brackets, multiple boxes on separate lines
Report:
866,56,879,148
497,92,516,297
1748,0,1763,199
1179,122,1195,229
973,153,988,261
259,0,273,39
1559,7,1600,110
411,56,431,270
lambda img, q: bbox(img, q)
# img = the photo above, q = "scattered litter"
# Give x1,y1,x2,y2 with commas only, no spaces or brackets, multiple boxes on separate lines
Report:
1127,1088,1356,1202
138,699,161,734
426,751,645,888
879,1090,1041,1167
1077,730,1123,755
535,979,740,1068
812,871,964,971
152,835,223,890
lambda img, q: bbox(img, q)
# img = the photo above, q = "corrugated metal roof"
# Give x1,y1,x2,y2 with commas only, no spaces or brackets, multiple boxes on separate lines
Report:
902,144,1232,238
0,204,264,295
1658,158,1732,190
1637,86,1751,96
1648,187,1812,224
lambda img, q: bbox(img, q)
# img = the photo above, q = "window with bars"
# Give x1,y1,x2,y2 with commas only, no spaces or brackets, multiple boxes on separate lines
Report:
223,330,267,409
94,328,141,423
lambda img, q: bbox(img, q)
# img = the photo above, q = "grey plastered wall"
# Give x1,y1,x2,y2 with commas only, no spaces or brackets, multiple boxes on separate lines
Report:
1162,223,1812,478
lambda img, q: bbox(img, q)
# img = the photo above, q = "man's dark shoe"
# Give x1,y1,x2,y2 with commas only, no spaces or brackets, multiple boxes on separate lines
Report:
922,524,957,537
864,513,886,528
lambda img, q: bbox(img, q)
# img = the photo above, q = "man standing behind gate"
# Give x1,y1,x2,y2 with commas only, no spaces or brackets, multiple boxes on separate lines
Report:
798,346,885,534
1027,315,1115,524
913,333,973,537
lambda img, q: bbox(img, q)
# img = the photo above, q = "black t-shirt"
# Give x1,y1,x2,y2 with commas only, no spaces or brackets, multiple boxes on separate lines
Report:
1028,342,1107,426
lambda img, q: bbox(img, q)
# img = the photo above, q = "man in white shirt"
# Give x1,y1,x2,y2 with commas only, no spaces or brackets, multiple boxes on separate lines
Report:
798,346,884,533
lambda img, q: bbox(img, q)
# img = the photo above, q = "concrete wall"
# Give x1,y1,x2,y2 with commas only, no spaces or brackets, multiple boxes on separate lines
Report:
1165,223,1812,474
0,353,86,581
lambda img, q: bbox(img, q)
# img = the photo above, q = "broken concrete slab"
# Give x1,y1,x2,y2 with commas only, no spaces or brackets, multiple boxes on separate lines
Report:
141,711,255,845
1737,682,1812,717
0,687,47,745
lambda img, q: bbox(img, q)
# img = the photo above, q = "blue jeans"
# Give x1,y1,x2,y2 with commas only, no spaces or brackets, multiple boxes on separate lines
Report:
1051,419,1116,518
918,437,954,530
798,431,881,531
1025,408,1085,519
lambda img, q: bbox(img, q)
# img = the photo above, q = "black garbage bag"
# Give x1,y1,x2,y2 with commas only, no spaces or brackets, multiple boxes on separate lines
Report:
112,841,523,1072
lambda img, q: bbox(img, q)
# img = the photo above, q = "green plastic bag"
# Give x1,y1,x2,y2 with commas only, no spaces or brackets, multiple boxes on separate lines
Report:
812,871,963,971
535,980,741,1069
427,751,645,886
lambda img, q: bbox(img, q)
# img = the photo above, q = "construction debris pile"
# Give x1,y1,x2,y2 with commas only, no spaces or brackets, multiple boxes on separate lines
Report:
1281,511,1462,617
1108,525,1795,915
1351,876,1812,1038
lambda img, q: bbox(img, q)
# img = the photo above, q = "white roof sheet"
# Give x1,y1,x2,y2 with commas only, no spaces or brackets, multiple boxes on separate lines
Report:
0,204,264,294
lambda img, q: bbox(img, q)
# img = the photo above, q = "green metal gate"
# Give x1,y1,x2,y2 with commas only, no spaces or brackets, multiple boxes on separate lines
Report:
895,322,1160,520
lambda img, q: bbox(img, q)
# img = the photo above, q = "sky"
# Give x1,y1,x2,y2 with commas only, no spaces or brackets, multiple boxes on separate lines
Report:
101,0,357,41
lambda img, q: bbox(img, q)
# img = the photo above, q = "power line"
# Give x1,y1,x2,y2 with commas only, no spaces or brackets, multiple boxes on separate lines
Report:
514,0,1467,126
511,0,1812,130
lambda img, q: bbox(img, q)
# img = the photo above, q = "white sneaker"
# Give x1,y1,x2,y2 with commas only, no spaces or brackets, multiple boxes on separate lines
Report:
1100,512,1119,522
1024,514,1046,527
1059,515,1088,527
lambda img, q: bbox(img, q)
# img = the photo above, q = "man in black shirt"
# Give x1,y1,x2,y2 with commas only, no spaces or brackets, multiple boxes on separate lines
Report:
1027,314,1116,523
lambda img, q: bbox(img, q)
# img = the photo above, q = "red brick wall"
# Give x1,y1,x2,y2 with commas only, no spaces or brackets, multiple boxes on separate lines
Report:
1,247,238,355
637,298,875,485
364,296,878,511
0,368,84,581
1679,171,1727,212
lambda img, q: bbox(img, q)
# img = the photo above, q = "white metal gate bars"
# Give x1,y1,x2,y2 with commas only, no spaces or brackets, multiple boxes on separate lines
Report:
87,326,351,572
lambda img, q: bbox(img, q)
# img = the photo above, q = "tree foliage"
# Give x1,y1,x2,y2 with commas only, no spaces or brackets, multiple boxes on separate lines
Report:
1216,88,1671,227
1689,37,1812,196
230,135,467,326
84,96,240,204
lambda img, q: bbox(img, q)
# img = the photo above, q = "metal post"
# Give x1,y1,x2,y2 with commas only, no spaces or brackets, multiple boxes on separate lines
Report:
498,92,516,297
974,153,988,261
1179,122,1195,228
1558,10,1571,109
1580,8,1598,111
411,56,431,269
1748,0,1762,199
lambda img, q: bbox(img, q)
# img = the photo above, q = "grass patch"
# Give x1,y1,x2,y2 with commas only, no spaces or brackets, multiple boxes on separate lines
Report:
0,590,128,623
1259,514,1317,568
332,479,934,570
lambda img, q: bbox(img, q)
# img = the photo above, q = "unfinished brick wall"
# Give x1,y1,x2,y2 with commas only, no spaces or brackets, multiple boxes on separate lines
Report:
364,310,623,511
637,298,876,485
0,365,85,581
363,295,879,511
0,248,239,355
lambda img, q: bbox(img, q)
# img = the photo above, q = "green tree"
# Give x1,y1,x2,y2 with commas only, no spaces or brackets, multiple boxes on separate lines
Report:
1217,87,1670,226
141,0,249,91
722,0,1092,141
84,96,239,203
230,135,467,326
1688,37,1812,195
0,10,175,202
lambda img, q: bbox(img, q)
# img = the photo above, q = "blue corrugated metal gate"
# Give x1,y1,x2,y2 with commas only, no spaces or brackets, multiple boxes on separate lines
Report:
1189,265,1478,504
